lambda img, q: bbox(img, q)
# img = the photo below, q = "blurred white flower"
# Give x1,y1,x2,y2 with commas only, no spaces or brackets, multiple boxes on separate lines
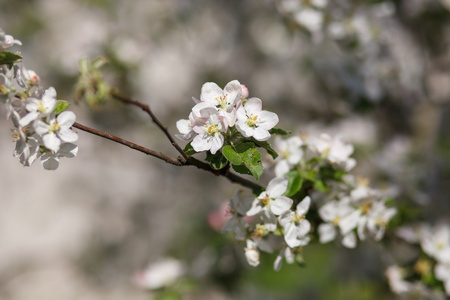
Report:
134,258,186,290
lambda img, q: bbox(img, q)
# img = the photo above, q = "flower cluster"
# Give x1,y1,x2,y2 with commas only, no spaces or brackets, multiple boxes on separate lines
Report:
176,80,279,154
386,223,450,298
0,28,78,170
220,132,396,270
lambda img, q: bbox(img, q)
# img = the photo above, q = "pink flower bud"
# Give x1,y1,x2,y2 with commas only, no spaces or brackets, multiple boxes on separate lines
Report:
27,70,40,85
241,84,249,100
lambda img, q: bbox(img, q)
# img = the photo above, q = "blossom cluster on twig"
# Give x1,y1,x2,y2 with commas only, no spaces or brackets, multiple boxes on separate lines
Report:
0,28,78,170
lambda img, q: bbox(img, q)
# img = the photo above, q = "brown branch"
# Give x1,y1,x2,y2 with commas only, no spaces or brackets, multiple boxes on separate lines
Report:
110,91,188,162
73,122,183,166
73,121,263,192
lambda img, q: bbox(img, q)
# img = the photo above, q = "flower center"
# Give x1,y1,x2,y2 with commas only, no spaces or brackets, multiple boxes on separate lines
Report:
293,213,306,225
359,202,372,214
331,216,341,226
49,121,61,133
246,114,259,127
260,196,271,207
204,124,219,136
215,94,228,110
37,100,46,114
0,82,10,95
251,224,267,239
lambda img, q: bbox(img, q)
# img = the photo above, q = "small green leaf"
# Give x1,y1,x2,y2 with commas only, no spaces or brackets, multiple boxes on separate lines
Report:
248,139,278,159
183,143,196,156
232,164,252,176
222,145,243,165
206,151,228,170
301,169,317,181
295,253,306,267
0,51,22,65
269,127,291,136
54,100,69,115
313,179,327,192
284,171,303,197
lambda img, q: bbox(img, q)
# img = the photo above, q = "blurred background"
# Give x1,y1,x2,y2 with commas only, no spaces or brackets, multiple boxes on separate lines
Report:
1,0,450,299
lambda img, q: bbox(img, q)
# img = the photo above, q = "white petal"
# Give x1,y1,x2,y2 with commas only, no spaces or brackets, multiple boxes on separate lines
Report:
271,196,293,215
57,111,76,127
244,98,262,114
318,223,336,243
34,120,50,136
297,220,311,237
58,128,78,143
253,127,271,141
266,176,289,197
342,231,357,248
200,82,223,103
191,135,210,152
246,199,262,216
284,223,301,248
209,134,224,154
43,133,61,152
257,111,279,130
296,196,311,215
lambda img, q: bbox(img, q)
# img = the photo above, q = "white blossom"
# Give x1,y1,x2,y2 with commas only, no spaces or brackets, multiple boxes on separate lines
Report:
236,97,279,141
34,111,78,152
191,107,227,154
279,196,311,248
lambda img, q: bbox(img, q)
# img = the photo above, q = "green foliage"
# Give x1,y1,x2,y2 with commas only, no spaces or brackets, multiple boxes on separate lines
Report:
183,143,196,156
54,100,69,115
223,142,263,181
269,127,290,136
248,138,278,159
74,56,110,108
284,171,303,197
205,151,228,170
0,51,22,66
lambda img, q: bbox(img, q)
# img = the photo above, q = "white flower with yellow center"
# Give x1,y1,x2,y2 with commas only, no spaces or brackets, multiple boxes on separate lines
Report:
196,80,241,127
236,97,279,141
191,107,227,154
246,176,293,230
279,196,311,248
20,87,57,126
34,111,78,152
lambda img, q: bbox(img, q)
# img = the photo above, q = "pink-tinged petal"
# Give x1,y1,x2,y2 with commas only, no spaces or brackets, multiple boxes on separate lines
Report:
271,196,293,215
266,176,288,197
34,120,50,136
58,128,78,143
43,133,61,152
57,111,76,127
191,135,210,152
252,127,270,141
200,82,223,103
223,80,242,105
199,106,219,119
192,102,214,116
257,111,279,129
296,196,311,215
342,232,357,248
318,223,336,243
209,134,224,154
236,106,247,122
244,97,262,114
221,109,236,127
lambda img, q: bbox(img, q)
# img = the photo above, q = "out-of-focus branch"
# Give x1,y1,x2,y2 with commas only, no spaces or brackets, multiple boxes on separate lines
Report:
73,122,263,192
110,90,189,162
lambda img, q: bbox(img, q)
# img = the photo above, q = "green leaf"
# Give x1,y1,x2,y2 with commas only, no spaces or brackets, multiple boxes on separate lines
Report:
183,143,196,156
0,51,22,65
225,143,264,181
284,171,303,197
313,179,327,192
301,169,317,181
269,127,290,136
235,143,263,181
249,139,278,160
222,145,243,165
206,151,228,170
232,164,252,176
54,100,69,115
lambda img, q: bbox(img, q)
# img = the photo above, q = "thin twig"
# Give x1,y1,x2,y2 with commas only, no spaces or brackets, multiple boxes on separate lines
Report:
73,122,183,166
110,91,188,162
73,121,264,192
